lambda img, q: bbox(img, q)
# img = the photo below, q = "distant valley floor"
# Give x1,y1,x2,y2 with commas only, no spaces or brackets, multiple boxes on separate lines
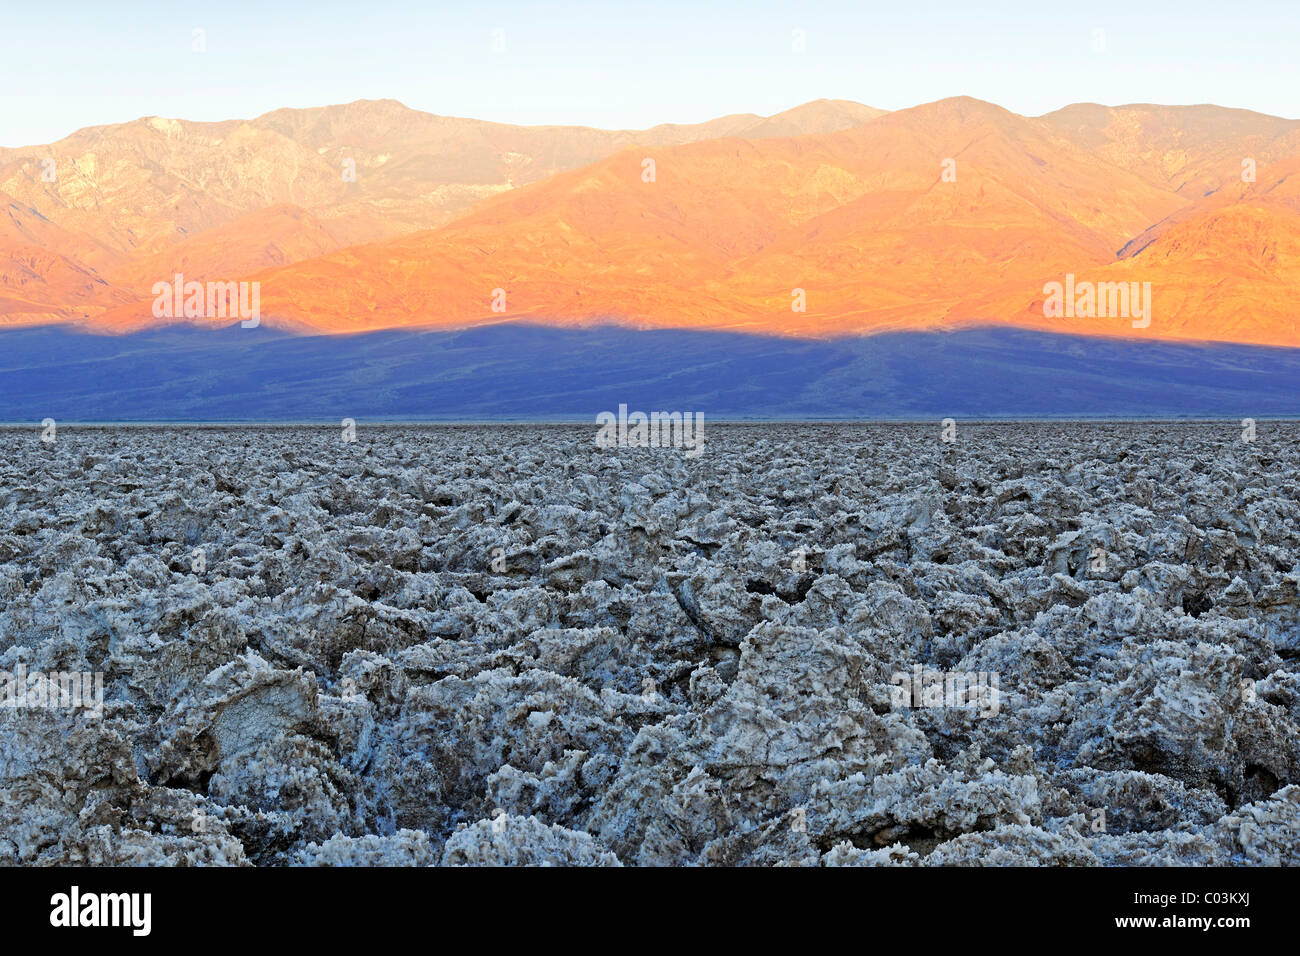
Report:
1,323,1298,421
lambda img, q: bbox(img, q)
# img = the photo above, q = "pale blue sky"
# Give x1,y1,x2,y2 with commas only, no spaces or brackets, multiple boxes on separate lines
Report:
4,0,1296,146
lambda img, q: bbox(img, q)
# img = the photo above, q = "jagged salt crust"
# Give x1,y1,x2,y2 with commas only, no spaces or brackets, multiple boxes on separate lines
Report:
0,423,1297,866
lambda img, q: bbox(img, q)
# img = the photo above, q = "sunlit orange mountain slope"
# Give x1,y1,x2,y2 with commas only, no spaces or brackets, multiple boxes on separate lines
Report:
106,204,344,297
0,240,133,324
96,96,1295,346
7,97,1300,346
0,190,132,321
0,98,891,325
985,198,1300,345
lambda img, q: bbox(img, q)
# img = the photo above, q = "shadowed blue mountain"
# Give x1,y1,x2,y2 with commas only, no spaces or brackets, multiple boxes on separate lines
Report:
1,322,1298,420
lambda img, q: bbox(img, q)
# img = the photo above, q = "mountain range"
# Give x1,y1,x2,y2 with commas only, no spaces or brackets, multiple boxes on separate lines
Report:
2,96,1297,347
0,98,880,322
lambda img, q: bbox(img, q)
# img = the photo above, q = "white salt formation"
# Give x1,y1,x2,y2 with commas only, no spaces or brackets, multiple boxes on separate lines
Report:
0,423,1296,865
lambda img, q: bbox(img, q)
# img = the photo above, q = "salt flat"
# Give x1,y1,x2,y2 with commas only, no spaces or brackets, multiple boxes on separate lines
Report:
1,423,1297,865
